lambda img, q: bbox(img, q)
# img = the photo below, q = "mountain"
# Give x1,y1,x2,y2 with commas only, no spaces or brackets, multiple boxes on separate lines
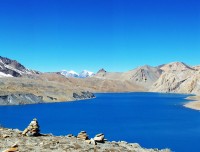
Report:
94,65,162,89
159,62,195,72
150,62,199,94
60,70,94,78
122,65,163,88
193,65,200,71
0,56,37,77
1,55,200,103
60,70,79,78
79,70,94,78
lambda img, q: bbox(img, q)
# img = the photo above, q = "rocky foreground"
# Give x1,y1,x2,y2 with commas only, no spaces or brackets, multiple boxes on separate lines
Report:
0,119,170,152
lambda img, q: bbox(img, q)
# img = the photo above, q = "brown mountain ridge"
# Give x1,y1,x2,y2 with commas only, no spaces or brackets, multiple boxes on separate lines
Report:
0,56,199,105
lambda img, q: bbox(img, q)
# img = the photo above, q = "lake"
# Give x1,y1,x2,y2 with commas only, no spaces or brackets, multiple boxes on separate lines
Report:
0,92,200,152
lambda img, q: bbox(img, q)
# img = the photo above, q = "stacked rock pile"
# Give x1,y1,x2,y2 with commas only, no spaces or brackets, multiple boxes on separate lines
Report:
22,118,40,137
77,131,89,140
70,131,106,145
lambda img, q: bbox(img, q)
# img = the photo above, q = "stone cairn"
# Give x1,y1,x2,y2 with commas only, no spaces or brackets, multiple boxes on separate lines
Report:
71,131,106,145
77,131,89,140
22,118,40,137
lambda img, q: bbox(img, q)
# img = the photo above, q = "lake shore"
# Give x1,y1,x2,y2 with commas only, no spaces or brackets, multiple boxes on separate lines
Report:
184,95,200,111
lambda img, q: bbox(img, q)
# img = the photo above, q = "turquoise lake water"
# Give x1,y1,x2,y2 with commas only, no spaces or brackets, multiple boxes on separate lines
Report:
0,92,200,152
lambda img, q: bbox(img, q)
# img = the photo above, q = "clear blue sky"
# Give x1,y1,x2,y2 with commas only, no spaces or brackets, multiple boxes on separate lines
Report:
0,0,199,72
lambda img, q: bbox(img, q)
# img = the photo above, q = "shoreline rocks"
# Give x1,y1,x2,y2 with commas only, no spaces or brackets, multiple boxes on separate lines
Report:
0,91,95,106
73,91,95,100
0,93,44,105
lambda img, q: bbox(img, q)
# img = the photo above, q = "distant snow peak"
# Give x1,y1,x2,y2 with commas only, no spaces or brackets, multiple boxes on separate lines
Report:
60,70,94,78
60,70,79,78
79,70,94,78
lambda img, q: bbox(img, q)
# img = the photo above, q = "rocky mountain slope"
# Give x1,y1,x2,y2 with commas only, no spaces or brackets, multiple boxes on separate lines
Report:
0,56,96,104
0,56,38,77
1,56,200,105
159,62,195,72
193,65,200,71
150,62,200,95
94,65,162,89
0,75,95,105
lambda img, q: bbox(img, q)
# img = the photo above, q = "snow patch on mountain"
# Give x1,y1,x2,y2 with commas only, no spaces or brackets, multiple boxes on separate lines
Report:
0,72,13,77
0,56,36,77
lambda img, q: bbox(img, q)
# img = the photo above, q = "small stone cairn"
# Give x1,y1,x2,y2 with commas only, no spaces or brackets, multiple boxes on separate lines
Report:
22,118,40,137
77,131,89,140
73,131,106,145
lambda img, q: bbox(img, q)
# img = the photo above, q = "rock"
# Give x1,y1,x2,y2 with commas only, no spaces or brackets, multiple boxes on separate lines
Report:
11,143,18,148
90,138,97,145
2,144,18,152
2,147,18,152
22,118,40,137
66,134,74,138
73,91,95,100
77,131,89,140
94,133,105,143
2,134,10,138
85,140,91,144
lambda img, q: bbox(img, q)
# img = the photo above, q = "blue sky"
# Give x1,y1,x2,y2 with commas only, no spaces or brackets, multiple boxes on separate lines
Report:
0,0,199,72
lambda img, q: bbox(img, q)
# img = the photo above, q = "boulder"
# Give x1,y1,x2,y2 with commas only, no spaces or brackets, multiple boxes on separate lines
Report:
94,133,105,143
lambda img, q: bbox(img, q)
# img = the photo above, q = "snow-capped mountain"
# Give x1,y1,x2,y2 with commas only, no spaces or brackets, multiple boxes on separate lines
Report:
60,70,79,78
0,56,37,77
60,70,94,78
79,70,94,78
